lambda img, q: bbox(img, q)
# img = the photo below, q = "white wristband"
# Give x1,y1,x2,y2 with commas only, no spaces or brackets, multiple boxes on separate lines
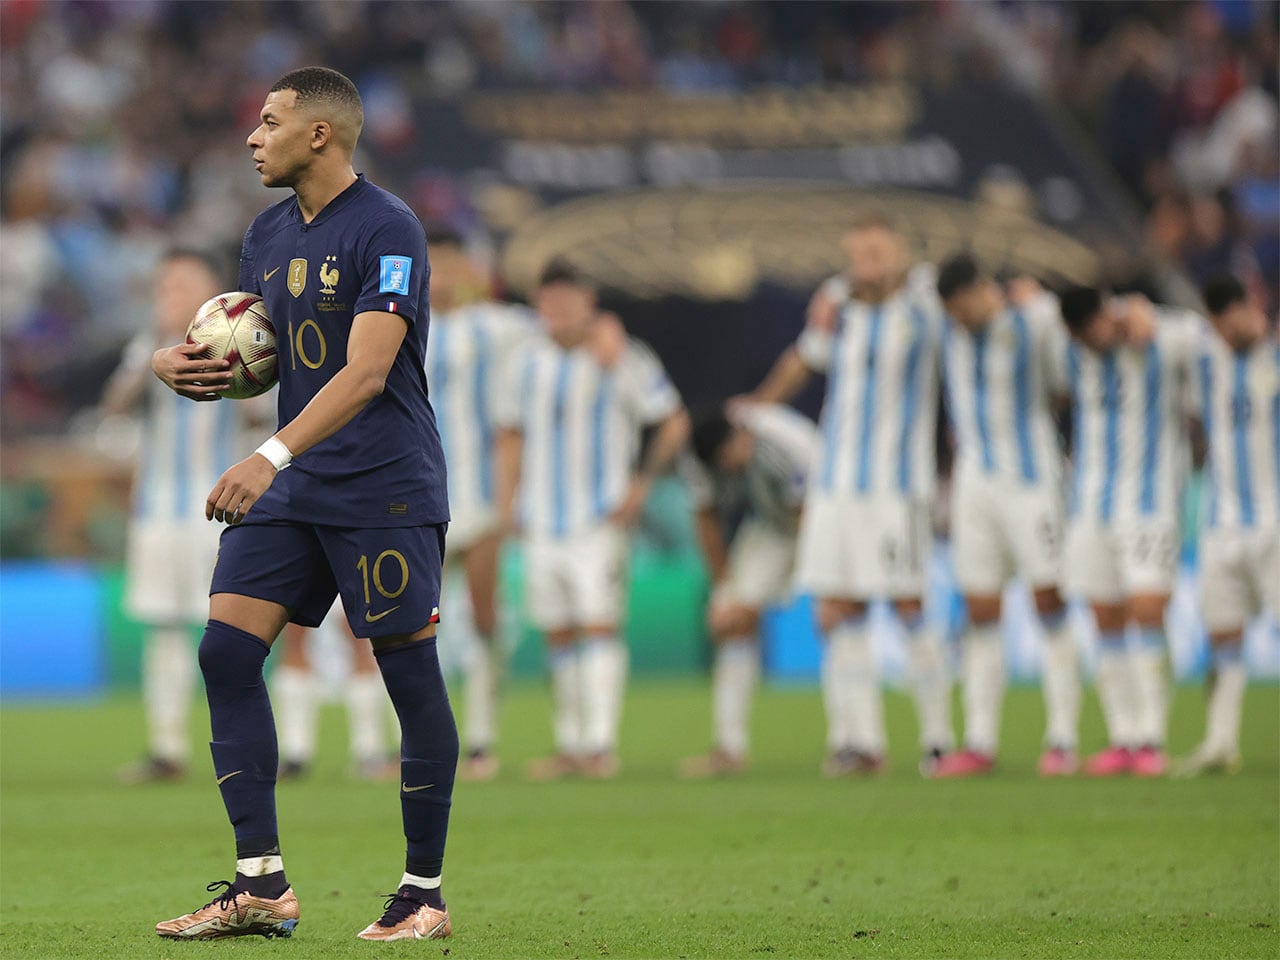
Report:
255,436,293,471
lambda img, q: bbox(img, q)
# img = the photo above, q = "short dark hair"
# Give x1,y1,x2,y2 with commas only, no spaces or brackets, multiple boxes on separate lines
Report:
691,409,734,467
160,247,226,284
1060,286,1103,334
270,66,363,121
1202,274,1247,316
424,224,463,250
539,257,587,289
936,253,982,301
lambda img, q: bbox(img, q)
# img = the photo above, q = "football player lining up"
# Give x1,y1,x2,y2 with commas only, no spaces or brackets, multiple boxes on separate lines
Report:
678,403,817,777
1059,287,1199,777
1176,276,1279,775
931,256,1079,778
494,260,690,780
150,67,456,942
744,213,953,776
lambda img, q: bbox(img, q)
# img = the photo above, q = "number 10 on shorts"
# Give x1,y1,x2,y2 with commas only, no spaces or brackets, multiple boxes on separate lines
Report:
357,549,409,621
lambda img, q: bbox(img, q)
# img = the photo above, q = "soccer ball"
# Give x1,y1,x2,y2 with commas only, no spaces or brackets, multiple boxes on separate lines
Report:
186,292,278,399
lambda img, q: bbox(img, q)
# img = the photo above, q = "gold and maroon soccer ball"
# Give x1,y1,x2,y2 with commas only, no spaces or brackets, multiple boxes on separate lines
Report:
185,292,278,399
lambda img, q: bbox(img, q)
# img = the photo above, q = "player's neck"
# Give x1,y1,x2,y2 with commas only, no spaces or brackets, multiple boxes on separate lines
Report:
293,165,359,223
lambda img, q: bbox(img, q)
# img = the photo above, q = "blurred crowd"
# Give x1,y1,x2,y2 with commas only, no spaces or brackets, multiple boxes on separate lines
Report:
0,0,1277,439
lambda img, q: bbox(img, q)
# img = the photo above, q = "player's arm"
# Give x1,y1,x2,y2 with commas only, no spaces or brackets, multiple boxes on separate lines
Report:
100,334,157,415
205,309,407,523
151,342,234,401
694,507,730,585
612,405,693,527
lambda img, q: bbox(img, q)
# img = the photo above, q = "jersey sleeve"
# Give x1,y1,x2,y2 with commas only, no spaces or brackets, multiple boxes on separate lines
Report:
740,403,817,506
238,223,261,296
1030,295,1070,396
795,275,846,371
353,214,428,323
491,348,528,431
618,339,682,425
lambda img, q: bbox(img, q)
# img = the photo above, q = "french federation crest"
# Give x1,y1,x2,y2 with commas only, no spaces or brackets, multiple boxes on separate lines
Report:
320,255,340,295
288,258,307,298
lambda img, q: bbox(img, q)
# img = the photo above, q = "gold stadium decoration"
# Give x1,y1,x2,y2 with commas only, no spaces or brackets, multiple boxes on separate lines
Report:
499,185,1101,301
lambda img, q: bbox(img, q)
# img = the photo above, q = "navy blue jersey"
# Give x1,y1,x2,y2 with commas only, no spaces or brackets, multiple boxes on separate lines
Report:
237,175,448,527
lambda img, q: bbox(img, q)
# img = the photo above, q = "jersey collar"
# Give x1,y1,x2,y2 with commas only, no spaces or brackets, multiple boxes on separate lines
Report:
292,173,369,226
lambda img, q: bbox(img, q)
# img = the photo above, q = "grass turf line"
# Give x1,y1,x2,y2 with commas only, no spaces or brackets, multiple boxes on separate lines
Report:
1,682,1276,959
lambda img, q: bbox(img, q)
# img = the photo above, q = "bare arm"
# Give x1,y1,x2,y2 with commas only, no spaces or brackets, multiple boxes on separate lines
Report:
612,406,693,527
694,507,729,584
749,346,815,406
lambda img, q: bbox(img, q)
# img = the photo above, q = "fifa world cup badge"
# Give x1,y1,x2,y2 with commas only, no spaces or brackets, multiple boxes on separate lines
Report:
288,258,307,298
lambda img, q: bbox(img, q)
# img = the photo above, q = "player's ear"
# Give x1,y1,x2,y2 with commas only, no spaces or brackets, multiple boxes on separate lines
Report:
310,121,331,151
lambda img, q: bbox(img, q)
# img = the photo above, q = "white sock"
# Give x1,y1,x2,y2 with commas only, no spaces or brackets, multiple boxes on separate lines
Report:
712,637,758,758
961,621,1004,756
1131,627,1168,747
400,871,441,891
549,645,583,756
143,626,195,762
1040,611,1080,750
273,665,318,764
580,636,627,754
902,618,954,752
1205,644,1246,755
464,633,499,754
827,618,884,754
237,855,284,877
1095,630,1137,748
345,672,388,764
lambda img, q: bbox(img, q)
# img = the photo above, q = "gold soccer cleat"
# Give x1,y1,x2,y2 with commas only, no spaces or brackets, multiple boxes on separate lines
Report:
155,881,299,940
356,887,451,941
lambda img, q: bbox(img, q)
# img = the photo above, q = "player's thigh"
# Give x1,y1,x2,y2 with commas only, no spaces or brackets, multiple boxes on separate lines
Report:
1199,529,1251,635
795,496,860,600
951,477,1009,596
461,530,502,625
125,521,207,623
211,518,338,629
1008,484,1064,591
1063,521,1123,606
318,524,445,640
1248,527,1280,619
523,536,576,632
1118,521,1179,598
723,521,797,610
858,497,930,601
569,525,630,629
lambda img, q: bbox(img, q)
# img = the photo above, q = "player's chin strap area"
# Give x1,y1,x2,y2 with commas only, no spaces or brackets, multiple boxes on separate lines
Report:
255,436,293,471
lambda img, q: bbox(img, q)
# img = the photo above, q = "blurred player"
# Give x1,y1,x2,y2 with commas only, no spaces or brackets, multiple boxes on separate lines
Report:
150,68,456,941
678,403,816,777
1176,276,1278,775
494,259,690,780
744,214,952,776
1059,287,1199,777
930,256,1078,778
106,249,248,784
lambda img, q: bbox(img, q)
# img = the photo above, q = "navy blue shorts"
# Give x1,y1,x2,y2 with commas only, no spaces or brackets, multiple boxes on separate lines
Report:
210,519,446,638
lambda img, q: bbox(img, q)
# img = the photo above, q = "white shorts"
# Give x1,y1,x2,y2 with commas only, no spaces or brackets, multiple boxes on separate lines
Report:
444,504,498,557
1200,526,1280,633
124,519,222,624
720,520,798,610
951,472,1062,595
1064,519,1179,604
524,524,628,631
795,494,931,601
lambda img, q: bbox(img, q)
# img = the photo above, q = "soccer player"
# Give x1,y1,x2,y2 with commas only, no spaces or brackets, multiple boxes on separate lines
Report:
930,256,1080,777
105,249,253,785
1176,276,1278,775
1059,287,1200,777
743,213,953,776
149,68,456,942
494,259,690,780
678,402,816,777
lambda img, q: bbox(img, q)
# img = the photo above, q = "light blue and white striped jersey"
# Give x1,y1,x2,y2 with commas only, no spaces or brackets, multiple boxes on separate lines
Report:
943,299,1066,486
119,332,250,522
1191,328,1280,529
1065,309,1200,525
797,270,943,501
495,335,683,539
425,301,534,520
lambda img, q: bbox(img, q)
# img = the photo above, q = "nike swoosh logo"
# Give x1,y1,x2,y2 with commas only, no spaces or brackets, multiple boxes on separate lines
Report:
216,770,243,785
365,605,401,623
402,782,435,793
263,266,281,282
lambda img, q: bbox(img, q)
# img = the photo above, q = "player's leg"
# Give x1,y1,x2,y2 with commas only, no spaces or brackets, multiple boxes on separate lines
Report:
345,619,397,780
460,530,503,781
932,593,1001,778
1082,601,1137,776
817,596,883,776
1127,592,1171,776
273,621,317,779
1033,585,1080,775
524,536,585,780
894,594,953,773
576,526,630,779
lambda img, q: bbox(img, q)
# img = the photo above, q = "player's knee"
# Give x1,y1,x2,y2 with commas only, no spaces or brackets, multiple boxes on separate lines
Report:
198,619,269,686
965,594,1002,626
712,606,759,640
816,599,864,634
1127,594,1168,628
891,597,923,624
1032,587,1067,619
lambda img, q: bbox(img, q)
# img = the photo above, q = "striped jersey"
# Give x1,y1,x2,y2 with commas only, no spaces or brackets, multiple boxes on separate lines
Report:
1192,329,1280,529
797,270,942,501
495,335,683,539
681,403,817,535
118,332,250,522
1065,309,1200,525
943,298,1066,486
425,301,533,519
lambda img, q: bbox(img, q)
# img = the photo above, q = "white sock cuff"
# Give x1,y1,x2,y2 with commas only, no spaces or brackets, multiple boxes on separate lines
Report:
237,856,284,877
401,871,441,890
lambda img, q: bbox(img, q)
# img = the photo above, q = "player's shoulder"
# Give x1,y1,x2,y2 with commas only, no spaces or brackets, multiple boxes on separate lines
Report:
350,180,426,242
243,194,298,248
740,402,818,454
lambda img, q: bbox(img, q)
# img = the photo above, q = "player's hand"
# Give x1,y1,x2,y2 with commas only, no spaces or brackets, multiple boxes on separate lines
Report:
805,286,838,332
152,343,232,401
589,311,626,369
206,454,277,524
1119,294,1157,345
609,477,651,529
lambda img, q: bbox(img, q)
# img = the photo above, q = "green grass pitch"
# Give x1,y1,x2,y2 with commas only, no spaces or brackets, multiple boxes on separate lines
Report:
2,681,1277,959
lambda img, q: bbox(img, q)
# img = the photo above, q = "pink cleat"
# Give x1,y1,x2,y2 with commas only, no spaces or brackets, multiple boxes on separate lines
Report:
1083,745,1133,777
1037,747,1079,777
929,749,995,779
1131,746,1167,778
